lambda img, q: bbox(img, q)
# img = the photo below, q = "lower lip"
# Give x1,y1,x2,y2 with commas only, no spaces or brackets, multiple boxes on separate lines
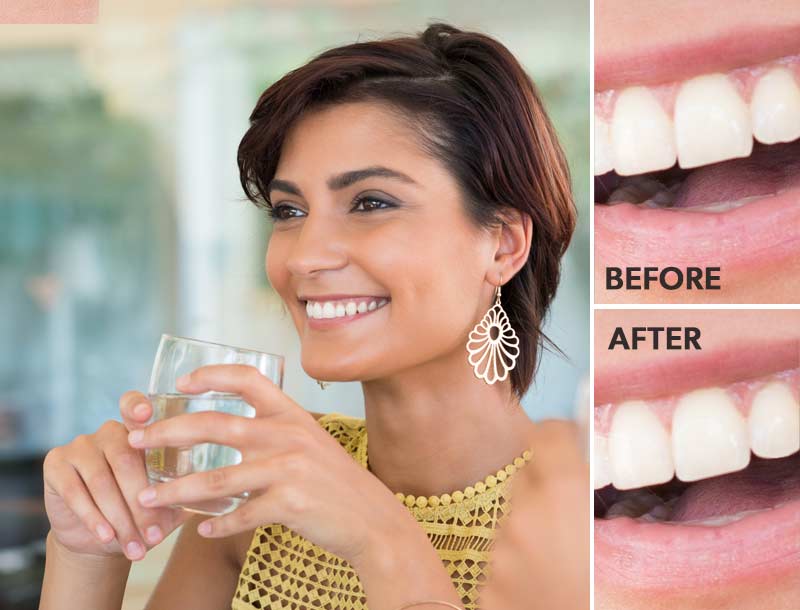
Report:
594,186,800,273
305,302,389,330
595,498,800,590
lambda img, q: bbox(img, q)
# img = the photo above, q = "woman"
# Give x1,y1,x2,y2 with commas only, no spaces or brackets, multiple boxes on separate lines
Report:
39,22,578,610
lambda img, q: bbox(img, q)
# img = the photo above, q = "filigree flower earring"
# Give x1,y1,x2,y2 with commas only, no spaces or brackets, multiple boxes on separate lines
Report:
466,276,520,384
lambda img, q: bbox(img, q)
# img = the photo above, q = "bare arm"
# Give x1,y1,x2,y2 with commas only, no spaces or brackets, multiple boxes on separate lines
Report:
39,530,133,610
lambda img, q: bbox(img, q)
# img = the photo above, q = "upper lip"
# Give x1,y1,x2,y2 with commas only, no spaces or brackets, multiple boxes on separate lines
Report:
298,294,390,302
596,20,800,91
595,328,800,405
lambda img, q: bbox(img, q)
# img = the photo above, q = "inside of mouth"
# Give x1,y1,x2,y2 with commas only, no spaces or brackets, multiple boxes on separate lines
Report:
595,452,800,526
595,139,800,211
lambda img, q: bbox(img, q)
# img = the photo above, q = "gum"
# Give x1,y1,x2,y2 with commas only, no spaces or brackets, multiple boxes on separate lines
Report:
595,53,800,122
595,367,800,436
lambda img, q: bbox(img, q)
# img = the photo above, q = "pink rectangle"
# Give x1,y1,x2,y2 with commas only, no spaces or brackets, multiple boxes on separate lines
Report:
0,0,98,24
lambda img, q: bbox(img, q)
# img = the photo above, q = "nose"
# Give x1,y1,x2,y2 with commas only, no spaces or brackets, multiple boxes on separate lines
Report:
284,210,348,277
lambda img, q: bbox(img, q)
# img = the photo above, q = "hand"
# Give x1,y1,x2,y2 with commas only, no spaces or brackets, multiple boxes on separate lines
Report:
480,422,590,610
43,396,194,562
126,364,413,566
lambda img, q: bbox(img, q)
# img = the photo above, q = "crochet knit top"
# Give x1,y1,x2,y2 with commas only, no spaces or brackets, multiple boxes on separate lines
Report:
230,412,532,610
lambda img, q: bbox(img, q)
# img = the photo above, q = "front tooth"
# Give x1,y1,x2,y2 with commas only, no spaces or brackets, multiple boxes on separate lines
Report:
345,301,357,316
674,74,753,169
367,301,377,311
594,118,614,175
750,68,800,145
611,87,677,175
748,382,800,459
672,388,750,482
357,301,368,314
609,400,674,490
322,302,336,319
335,303,346,317
312,302,323,319
593,434,612,489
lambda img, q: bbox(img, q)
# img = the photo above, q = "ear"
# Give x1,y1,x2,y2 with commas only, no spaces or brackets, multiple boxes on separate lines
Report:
490,207,532,284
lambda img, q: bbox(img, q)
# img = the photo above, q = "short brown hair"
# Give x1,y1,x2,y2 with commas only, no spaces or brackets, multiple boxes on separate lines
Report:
238,22,576,399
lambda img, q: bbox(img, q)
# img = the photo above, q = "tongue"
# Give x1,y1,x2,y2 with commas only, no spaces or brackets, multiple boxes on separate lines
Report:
669,454,800,522
673,140,800,209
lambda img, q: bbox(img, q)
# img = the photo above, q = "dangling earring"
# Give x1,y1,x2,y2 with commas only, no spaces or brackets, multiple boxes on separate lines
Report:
315,379,330,390
466,275,520,384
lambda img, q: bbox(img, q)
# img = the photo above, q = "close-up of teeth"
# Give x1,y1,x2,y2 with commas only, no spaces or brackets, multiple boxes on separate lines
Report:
595,57,800,176
594,370,800,528
305,298,389,320
594,370,800,491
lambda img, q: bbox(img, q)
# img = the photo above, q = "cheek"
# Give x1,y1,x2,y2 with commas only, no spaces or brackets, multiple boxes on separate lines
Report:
265,237,290,295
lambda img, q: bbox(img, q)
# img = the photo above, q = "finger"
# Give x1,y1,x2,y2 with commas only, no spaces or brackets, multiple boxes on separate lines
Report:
104,443,175,549
43,455,117,545
127,410,266,451
175,364,295,420
136,459,273,510
69,441,149,561
119,390,152,430
194,483,286,539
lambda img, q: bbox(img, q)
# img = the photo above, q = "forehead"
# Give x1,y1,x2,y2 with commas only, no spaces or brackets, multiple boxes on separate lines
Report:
275,101,438,178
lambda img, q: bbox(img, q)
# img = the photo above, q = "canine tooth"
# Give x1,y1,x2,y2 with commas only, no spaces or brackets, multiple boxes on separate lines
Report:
322,302,336,319
609,401,674,490
345,301,358,316
367,301,377,311
611,87,677,175
674,74,753,169
751,68,800,144
312,302,323,318
357,301,368,314
306,301,312,317
595,118,614,175
672,388,750,482
749,382,800,458
593,434,612,489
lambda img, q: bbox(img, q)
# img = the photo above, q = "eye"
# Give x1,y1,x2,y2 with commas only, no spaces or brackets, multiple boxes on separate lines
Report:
267,204,305,221
352,195,395,212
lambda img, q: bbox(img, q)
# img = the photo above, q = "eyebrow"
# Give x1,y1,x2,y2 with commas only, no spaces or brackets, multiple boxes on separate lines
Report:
267,166,417,198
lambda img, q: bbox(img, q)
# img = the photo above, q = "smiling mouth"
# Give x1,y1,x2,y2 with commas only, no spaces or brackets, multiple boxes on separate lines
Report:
594,342,800,589
302,296,390,325
594,52,800,279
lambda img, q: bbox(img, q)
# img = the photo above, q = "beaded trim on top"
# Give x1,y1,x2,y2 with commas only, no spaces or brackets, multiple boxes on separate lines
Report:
393,449,533,509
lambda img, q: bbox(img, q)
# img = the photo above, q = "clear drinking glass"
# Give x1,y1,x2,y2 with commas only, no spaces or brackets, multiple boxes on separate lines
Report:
145,334,284,516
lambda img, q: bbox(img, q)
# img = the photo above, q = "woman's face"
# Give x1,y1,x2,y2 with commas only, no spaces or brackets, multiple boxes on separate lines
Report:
265,101,496,382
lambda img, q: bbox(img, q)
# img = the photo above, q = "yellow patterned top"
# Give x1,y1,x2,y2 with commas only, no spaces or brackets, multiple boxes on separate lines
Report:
231,412,532,610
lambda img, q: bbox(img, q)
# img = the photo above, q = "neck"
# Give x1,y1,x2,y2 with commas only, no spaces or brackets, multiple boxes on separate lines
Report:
360,350,536,498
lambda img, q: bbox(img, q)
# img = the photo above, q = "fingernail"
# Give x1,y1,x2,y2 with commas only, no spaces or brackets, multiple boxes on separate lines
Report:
197,521,213,536
176,374,191,387
138,487,157,505
133,403,150,418
128,430,144,445
146,525,163,544
126,541,144,559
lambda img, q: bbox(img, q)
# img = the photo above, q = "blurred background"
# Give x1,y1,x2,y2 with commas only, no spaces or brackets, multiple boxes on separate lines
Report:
0,1,587,607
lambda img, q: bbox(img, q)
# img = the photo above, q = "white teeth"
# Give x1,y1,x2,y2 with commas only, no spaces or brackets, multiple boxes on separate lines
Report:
594,118,614,175
594,434,612,489
609,401,674,490
748,382,800,459
611,87,677,175
750,68,800,145
306,298,388,320
673,73,753,169
672,388,751,482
